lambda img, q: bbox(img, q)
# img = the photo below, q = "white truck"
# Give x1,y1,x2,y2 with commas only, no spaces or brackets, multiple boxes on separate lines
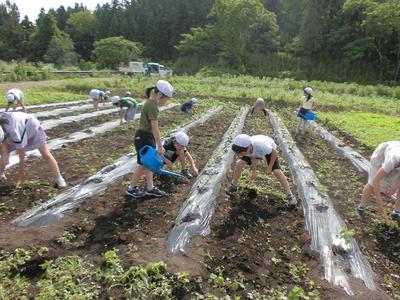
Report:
119,61,146,76
146,62,173,76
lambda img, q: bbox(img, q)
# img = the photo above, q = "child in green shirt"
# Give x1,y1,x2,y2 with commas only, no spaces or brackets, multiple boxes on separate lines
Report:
112,92,139,125
126,80,174,198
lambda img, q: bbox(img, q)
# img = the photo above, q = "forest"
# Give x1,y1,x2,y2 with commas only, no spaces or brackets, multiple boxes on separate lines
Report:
0,0,399,83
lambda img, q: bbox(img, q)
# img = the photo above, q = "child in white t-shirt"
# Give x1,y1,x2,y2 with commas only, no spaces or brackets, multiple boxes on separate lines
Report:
6,89,26,112
225,134,297,206
295,87,314,137
357,141,400,220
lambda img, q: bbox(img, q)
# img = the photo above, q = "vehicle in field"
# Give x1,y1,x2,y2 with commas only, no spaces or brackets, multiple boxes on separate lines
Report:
146,62,173,76
119,61,146,75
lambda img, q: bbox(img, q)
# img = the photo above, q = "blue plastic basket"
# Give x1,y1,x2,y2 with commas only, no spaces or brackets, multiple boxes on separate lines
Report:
299,111,317,120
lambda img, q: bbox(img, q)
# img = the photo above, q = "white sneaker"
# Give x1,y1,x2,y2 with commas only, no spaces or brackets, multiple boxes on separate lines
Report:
287,193,297,206
55,176,67,188
0,173,7,181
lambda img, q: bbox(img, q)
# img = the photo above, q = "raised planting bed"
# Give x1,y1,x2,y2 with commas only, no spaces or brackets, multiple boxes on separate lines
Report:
277,110,400,298
167,108,248,254
0,99,91,113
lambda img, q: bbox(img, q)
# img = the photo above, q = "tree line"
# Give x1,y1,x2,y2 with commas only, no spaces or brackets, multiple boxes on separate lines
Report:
0,0,399,83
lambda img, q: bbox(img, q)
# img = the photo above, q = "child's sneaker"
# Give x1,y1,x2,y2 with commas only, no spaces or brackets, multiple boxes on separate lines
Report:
391,209,400,221
55,176,67,188
125,186,145,198
0,173,7,181
181,168,193,179
356,204,366,216
145,186,167,197
287,193,297,206
225,183,238,195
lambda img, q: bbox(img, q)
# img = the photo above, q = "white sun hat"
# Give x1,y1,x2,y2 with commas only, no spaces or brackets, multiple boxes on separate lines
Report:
6,93,15,103
111,96,120,104
175,131,189,147
191,97,198,103
233,134,251,148
156,80,173,98
304,87,313,95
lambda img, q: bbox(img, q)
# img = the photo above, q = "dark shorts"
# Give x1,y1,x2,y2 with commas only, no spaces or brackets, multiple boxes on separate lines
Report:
297,108,310,120
134,130,155,165
240,153,281,170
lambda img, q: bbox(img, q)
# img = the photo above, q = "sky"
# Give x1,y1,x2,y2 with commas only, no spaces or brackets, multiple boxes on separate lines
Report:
8,0,110,22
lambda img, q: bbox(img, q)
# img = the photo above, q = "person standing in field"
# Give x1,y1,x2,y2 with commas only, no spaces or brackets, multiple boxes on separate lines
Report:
225,134,297,206
111,92,139,126
250,97,267,117
294,87,314,137
126,80,174,198
0,111,66,188
357,141,400,221
5,89,26,112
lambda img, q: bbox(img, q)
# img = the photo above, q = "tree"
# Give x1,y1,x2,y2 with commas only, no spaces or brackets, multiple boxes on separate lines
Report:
66,10,97,60
28,12,59,61
0,1,23,61
92,36,143,69
44,31,78,66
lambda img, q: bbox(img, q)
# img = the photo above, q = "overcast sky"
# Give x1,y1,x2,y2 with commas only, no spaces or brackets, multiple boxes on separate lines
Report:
9,0,110,22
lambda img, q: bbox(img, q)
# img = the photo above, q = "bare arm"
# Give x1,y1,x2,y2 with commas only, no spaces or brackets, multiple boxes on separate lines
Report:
185,151,199,176
251,157,257,179
151,120,164,156
267,149,278,174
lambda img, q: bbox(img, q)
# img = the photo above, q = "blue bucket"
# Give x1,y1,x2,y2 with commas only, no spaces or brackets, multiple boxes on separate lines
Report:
139,145,188,179
301,111,317,120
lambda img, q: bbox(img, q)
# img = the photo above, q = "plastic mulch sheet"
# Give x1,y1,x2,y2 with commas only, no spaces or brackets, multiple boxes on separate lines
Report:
267,110,375,295
308,121,370,174
5,104,178,170
12,106,223,227
167,108,248,254
0,99,91,113
32,102,113,119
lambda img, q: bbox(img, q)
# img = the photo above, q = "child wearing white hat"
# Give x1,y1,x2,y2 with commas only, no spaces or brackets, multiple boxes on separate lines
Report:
0,112,66,188
225,134,297,206
162,131,199,179
295,87,314,137
181,98,198,114
112,92,138,125
357,141,400,220
250,97,267,117
126,80,174,198
5,89,26,112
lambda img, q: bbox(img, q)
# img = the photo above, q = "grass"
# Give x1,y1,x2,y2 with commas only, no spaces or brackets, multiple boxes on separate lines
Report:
318,112,400,148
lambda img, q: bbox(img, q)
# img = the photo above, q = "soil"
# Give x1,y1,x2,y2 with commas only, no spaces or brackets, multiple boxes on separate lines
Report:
279,109,400,298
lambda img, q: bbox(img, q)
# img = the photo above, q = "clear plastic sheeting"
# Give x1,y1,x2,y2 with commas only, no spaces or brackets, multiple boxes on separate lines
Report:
12,106,222,227
5,104,178,170
167,108,248,254
0,99,91,112
308,121,397,202
32,102,113,119
267,110,375,295
40,107,119,131
308,121,370,174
